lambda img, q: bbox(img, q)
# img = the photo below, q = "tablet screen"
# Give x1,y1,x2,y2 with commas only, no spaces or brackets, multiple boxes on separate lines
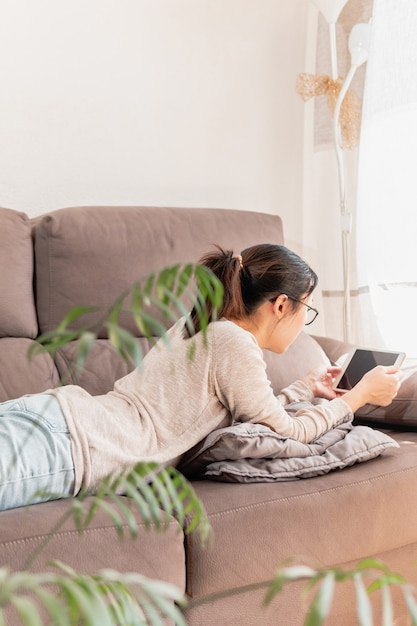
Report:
335,349,404,391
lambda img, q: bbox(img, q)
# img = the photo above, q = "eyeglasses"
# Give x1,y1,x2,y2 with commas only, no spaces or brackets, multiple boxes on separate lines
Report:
288,297,319,326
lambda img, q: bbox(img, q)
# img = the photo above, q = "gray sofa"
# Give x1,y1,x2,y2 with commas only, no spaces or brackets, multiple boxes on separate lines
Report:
2,204,417,625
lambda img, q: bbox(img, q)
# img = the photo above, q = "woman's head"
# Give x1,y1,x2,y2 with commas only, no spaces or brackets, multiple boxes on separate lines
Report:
188,243,318,341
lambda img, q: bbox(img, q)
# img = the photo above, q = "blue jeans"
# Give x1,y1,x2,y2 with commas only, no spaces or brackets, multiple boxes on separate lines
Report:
0,394,75,511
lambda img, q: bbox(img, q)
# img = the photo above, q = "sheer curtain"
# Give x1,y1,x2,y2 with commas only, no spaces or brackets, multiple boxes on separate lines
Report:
354,0,417,356
302,0,417,357
300,0,372,342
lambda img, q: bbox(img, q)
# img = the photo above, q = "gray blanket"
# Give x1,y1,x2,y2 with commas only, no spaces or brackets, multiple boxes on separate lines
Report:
179,410,398,483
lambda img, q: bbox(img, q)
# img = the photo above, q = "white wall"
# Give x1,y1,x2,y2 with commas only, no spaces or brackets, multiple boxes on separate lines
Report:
0,0,309,250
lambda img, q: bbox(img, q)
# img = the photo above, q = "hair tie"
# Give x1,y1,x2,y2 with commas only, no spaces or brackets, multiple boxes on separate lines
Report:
235,254,243,269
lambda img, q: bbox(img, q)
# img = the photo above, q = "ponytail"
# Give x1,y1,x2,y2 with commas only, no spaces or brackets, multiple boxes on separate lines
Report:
185,243,317,336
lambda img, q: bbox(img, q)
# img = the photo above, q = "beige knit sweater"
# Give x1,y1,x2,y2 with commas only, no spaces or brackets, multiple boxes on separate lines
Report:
50,319,352,495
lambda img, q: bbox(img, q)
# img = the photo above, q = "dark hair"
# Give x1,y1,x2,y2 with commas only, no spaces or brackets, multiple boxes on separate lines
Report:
186,243,318,335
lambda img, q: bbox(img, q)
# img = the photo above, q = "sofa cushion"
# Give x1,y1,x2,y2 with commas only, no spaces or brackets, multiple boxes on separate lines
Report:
33,206,284,336
0,497,186,587
0,338,59,402
179,420,398,482
0,207,38,338
184,542,417,626
264,331,330,393
53,339,151,395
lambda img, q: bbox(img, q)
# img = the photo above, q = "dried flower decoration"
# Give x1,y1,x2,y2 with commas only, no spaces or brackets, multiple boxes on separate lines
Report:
296,72,362,149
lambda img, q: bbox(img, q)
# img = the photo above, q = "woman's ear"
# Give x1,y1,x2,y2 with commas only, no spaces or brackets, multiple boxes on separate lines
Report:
271,294,289,319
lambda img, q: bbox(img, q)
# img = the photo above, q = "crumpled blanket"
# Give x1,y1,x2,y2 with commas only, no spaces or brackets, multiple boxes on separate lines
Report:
178,406,399,483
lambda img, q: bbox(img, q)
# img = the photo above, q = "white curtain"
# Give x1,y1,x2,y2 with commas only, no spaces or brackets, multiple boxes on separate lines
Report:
354,0,417,356
301,0,372,342
302,0,417,357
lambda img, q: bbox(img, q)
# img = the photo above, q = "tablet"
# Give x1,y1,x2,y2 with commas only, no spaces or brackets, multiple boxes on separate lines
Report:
333,348,406,392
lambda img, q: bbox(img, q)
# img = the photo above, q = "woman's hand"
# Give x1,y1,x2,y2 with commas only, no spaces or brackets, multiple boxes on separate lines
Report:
302,365,343,400
302,364,403,409
341,366,403,413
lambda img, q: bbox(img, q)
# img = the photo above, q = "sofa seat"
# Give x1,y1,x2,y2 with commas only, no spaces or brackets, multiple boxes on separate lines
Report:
183,430,417,625
0,498,186,587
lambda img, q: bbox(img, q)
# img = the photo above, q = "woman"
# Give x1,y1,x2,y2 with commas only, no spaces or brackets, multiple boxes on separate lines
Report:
0,243,401,510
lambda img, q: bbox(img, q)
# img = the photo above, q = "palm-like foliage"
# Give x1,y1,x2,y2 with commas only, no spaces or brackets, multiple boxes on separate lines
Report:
72,463,211,543
29,263,223,372
266,558,417,626
13,463,210,626
0,563,187,626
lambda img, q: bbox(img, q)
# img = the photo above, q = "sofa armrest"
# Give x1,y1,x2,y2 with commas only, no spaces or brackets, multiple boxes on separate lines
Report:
354,357,417,428
311,335,355,365
314,336,417,429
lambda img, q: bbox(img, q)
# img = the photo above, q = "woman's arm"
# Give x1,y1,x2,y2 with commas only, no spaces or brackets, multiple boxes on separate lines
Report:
213,323,401,443
214,325,352,443
300,364,402,411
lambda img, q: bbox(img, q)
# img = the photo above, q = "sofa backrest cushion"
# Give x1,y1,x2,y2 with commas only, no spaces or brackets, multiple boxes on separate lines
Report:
263,332,331,393
53,340,142,396
0,207,38,338
33,206,284,336
30,204,332,398
0,338,60,402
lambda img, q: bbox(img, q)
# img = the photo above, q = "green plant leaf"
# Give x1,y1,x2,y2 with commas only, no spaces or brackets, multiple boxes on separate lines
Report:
93,568,187,626
58,577,102,626
380,583,393,626
32,587,69,626
155,265,180,304
264,565,316,606
354,573,373,626
28,329,80,359
85,495,127,539
131,306,170,342
304,571,335,626
403,587,417,626
175,262,193,298
75,330,97,370
130,284,163,339
0,566,183,626
105,491,140,539
367,570,407,593
150,289,192,325
73,474,152,536
195,264,224,311
130,263,222,340
10,596,44,626
57,306,99,331
71,463,211,547
108,293,127,326
106,323,144,367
